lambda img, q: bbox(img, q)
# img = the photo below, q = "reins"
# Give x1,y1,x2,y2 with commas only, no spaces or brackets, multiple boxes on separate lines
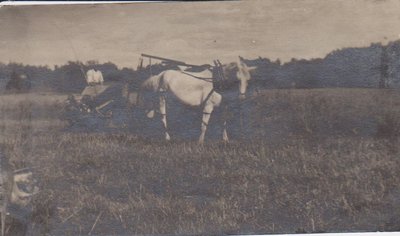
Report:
179,71,213,82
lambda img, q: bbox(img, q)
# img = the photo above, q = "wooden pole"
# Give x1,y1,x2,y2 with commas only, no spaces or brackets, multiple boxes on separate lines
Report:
149,58,152,76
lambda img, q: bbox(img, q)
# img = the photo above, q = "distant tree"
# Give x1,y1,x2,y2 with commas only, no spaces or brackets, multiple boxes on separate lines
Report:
0,62,9,83
95,62,119,82
52,61,87,93
86,60,99,66
380,46,389,88
6,71,31,93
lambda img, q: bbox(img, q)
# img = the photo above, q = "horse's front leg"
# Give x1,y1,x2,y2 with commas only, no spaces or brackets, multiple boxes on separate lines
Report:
222,120,229,142
159,95,171,141
222,104,229,142
199,103,214,144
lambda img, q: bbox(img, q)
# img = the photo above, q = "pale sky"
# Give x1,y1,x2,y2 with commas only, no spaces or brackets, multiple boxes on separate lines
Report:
1,0,400,68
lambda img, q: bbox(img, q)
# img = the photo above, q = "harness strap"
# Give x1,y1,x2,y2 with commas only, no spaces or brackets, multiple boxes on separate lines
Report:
213,60,226,81
158,75,165,93
158,76,168,123
201,88,215,108
180,71,213,82
216,60,226,80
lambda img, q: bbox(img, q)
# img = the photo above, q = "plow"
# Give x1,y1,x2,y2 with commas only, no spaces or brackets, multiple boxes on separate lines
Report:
63,84,135,130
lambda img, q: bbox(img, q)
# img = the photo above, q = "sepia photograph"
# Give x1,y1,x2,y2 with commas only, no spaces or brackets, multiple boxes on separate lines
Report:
0,0,400,235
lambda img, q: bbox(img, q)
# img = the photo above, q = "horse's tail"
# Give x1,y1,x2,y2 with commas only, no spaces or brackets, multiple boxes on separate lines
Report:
136,82,146,108
136,71,165,107
136,76,150,107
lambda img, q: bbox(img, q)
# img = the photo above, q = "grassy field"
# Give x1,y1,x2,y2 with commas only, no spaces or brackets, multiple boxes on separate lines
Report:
1,89,400,235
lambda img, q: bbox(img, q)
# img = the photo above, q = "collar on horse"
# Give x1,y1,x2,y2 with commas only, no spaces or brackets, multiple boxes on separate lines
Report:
212,60,240,94
213,60,226,82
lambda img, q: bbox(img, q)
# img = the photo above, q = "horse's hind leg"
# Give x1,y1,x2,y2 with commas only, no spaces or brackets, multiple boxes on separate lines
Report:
159,95,171,141
222,120,229,142
199,104,214,144
222,105,229,142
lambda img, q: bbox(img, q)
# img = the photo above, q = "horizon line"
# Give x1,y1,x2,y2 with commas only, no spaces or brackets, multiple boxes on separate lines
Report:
0,39,395,70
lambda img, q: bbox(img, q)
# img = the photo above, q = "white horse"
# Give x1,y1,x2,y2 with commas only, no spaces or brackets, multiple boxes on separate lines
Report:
137,57,255,143
86,69,104,85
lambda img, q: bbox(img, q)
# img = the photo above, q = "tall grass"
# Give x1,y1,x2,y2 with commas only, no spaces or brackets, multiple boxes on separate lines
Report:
246,88,400,139
0,89,400,235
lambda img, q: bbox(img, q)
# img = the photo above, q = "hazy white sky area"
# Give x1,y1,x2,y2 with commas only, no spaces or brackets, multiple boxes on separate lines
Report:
1,0,400,68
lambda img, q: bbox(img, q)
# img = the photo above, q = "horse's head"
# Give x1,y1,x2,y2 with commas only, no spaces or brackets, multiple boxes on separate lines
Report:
236,56,256,100
221,57,256,100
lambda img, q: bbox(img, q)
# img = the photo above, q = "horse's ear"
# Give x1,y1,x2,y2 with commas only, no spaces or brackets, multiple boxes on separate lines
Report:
237,56,256,72
237,56,246,68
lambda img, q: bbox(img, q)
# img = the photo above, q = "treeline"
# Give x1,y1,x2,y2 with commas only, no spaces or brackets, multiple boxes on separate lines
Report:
244,40,400,89
0,59,179,93
0,61,137,93
2,40,400,93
